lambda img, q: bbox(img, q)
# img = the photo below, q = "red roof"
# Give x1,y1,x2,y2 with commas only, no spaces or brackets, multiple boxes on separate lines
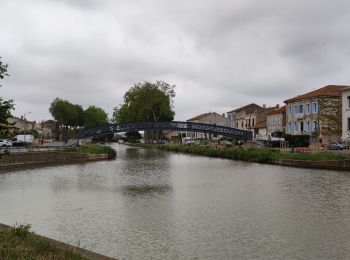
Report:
187,112,221,122
227,103,262,113
284,85,348,103
267,106,286,116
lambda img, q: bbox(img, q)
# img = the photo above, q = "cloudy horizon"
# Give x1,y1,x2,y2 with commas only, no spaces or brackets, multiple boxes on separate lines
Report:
1,0,350,122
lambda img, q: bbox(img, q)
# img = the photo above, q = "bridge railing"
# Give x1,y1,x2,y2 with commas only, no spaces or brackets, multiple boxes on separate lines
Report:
78,121,253,141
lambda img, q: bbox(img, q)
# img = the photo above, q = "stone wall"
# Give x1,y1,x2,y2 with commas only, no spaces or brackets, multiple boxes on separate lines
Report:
0,152,108,171
319,97,342,144
272,158,350,171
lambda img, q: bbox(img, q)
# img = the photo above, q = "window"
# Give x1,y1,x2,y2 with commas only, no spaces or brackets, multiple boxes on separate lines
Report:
289,106,292,115
348,118,350,131
306,104,310,114
299,104,304,113
252,118,255,126
306,121,310,132
241,121,243,128
313,103,318,114
288,123,292,133
348,96,350,108
294,105,298,114
294,122,298,132
313,120,318,131
236,122,238,128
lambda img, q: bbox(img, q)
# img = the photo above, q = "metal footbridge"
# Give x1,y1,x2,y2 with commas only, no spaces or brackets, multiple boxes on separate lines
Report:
78,121,253,141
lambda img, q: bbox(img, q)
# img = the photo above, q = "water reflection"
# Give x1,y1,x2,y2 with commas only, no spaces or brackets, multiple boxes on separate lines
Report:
121,184,172,196
1,144,350,259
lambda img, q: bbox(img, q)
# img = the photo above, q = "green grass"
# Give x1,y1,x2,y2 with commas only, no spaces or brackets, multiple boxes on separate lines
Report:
133,143,350,162
277,151,350,161
0,224,88,260
75,144,116,159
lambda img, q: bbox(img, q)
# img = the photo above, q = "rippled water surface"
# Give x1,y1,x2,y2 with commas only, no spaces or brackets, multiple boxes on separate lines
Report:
1,144,350,259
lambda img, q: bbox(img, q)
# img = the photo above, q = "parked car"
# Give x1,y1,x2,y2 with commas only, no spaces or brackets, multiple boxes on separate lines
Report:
327,141,345,150
221,140,233,147
182,137,195,145
0,139,12,147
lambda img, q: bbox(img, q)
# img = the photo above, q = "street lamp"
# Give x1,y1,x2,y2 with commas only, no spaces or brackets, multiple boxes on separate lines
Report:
23,112,31,145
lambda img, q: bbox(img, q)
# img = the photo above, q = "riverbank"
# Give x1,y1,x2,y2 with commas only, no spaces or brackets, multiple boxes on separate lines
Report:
133,144,350,171
0,223,115,259
0,144,116,172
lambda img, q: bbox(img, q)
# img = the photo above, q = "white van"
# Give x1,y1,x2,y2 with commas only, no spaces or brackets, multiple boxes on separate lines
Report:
12,135,34,146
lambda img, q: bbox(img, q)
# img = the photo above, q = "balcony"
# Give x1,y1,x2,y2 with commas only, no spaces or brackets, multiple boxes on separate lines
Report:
294,113,305,120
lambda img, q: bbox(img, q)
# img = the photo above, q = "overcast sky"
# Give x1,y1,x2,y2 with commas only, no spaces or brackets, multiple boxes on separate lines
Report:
1,0,350,122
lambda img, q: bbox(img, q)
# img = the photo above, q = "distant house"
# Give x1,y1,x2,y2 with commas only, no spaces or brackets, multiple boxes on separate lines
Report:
7,116,35,133
341,86,350,141
227,103,278,140
266,106,286,135
39,120,59,139
186,112,229,139
227,103,262,130
284,85,347,144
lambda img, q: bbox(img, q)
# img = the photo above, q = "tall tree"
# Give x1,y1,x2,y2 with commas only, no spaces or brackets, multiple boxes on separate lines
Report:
0,57,9,86
113,81,175,123
49,98,85,128
84,105,108,128
0,57,15,134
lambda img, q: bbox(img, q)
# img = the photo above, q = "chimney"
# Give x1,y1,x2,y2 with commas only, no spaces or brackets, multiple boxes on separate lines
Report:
222,113,225,118
276,104,280,108
263,104,266,108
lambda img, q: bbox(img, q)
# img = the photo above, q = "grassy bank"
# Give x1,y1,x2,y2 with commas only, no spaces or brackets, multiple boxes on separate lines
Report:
75,144,116,159
133,144,350,163
0,224,87,260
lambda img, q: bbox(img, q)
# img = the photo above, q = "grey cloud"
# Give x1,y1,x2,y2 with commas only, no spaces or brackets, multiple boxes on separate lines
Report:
1,0,350,122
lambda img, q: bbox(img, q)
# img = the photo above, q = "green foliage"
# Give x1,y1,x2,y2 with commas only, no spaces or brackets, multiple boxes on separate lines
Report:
0,57,9,84
0,98,15,131
125,131,142,142
84,105,108,128
135,143,350,162
49,98,85,128
113,81,175,123
0,224,88,259
285,134,310,147
136,144,278,163
0,58,15,135
76,144,116,159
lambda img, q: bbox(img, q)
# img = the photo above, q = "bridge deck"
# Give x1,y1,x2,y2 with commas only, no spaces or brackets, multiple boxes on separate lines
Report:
78,121,253,141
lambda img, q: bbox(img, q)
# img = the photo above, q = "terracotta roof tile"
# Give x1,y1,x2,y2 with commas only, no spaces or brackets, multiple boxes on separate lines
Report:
267,106,286,116
187,112,214,121
227,103,262,113
284,85,348,103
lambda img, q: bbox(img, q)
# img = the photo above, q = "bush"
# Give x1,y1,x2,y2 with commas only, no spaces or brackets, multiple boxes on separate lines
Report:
285,134,310,147
76,144,116,159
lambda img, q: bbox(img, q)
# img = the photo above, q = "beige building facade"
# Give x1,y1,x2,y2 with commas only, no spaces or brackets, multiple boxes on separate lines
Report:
341,87,350,141
285,85,346,145
186,112,229,139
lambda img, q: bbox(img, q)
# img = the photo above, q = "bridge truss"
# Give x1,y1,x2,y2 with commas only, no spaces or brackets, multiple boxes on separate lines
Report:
78,121,253,141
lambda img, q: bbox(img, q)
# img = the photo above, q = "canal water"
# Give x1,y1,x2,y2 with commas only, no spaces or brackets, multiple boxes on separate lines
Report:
1,144,350,259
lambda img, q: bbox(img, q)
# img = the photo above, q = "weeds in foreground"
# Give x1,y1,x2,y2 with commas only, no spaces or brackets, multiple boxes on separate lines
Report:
0,224,88,260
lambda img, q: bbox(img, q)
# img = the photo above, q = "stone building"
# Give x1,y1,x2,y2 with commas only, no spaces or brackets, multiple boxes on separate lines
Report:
186,112,229,139
284,85,347,144
227,103,278,140
39,120,59,139
227,103,262,130
266,106,286,135
341,86,350,141
7,116,35,133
